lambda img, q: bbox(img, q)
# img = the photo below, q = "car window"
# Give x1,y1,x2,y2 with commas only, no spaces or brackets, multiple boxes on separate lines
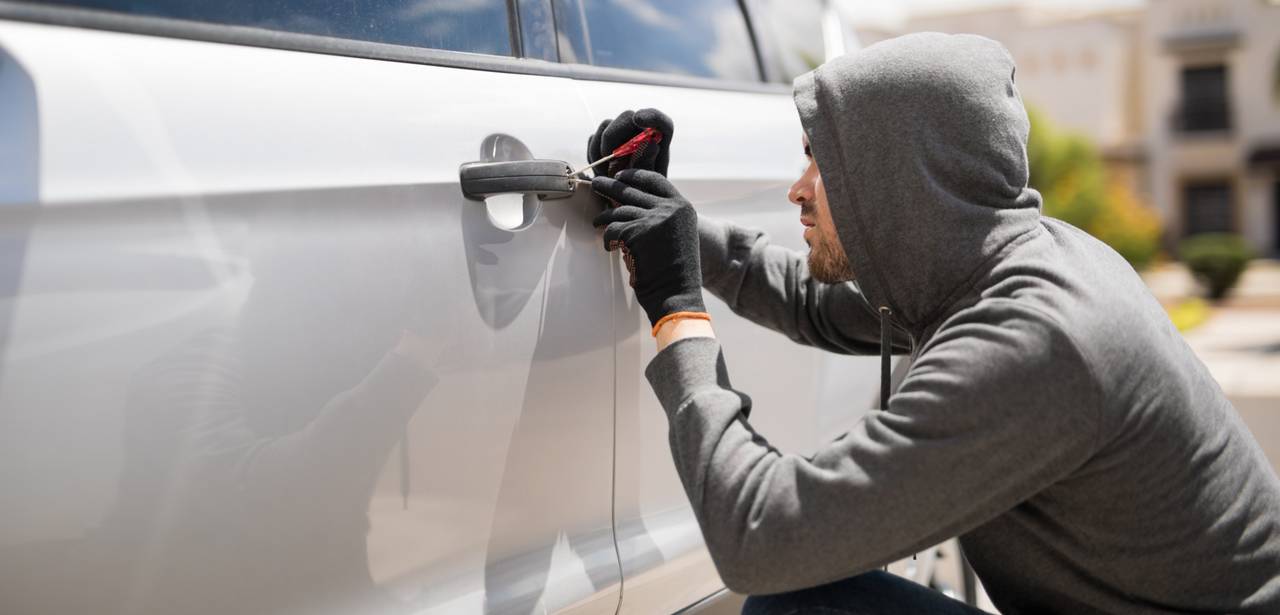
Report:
754,0,825,84
553,0,761,81
26,0,515,56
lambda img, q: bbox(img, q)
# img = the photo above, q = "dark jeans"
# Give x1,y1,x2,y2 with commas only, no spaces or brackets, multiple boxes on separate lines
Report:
741,571,991,615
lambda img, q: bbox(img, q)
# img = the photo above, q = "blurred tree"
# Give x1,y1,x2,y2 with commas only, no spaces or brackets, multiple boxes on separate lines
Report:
1093,182,1163,270
1179,234,1254,300
1027,107,1107,230
1026,107,1162,269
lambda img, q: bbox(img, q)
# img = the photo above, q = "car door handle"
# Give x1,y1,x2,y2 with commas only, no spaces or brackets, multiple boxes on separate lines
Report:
458,159,576,201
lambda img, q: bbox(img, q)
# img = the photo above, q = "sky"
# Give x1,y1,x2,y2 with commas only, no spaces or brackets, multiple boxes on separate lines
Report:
839,0,1147,29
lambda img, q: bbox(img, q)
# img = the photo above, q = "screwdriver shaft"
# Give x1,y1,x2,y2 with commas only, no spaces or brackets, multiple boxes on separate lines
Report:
571,152,618,178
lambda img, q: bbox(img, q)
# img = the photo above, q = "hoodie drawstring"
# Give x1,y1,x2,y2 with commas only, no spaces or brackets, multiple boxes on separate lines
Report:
879,307,892,411
879,306,917,565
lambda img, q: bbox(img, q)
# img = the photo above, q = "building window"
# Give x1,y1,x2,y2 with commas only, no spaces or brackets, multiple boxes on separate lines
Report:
1080,48,1097,69
1051,48,1068,73
1273,180,1280,256
1273,54,1280,103
1176,64,1231,132
1183,180,1235,236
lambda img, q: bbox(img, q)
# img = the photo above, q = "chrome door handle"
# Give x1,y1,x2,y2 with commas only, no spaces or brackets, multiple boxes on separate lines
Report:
458,159,575,201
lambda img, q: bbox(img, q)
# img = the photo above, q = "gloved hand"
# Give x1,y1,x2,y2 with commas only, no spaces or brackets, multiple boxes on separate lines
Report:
592,169,705,329
587,108,674,177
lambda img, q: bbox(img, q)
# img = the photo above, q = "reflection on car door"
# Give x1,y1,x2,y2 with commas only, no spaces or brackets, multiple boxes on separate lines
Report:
0,14,621,615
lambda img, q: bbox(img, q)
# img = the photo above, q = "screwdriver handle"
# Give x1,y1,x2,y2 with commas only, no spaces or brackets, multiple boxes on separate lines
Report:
611,127,663,157
572,126,665,178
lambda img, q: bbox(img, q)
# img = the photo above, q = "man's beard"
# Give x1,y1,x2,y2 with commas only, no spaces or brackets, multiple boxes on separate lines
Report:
807,234,854,284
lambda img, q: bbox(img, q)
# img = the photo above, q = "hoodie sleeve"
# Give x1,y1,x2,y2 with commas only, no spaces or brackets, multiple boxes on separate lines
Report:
645,305,1101,595
699,217,912,354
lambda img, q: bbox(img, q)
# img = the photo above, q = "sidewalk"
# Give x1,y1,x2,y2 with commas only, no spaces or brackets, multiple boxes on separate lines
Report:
1143,259,1280,309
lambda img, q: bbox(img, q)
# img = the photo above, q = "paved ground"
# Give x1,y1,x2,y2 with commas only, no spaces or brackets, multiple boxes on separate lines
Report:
1144,259,1280,308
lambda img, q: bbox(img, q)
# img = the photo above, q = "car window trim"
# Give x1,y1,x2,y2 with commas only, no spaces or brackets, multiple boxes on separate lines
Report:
740,0,786,84
504,0,523,60
0,1,789,94
735,0,768,84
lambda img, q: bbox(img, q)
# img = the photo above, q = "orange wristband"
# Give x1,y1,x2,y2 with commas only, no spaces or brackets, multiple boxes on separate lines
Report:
651,311,712,338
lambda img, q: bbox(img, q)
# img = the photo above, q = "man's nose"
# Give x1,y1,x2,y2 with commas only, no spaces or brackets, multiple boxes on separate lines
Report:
788,179,808,206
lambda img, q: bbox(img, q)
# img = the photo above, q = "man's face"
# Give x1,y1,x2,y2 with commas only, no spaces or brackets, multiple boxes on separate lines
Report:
789,135,854,283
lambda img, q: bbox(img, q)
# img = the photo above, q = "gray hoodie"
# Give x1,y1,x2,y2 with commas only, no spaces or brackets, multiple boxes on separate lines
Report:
645,32,1280,613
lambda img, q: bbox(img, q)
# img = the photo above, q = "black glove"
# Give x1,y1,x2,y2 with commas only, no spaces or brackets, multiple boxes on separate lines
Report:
592,169,705,328
587,108,674,177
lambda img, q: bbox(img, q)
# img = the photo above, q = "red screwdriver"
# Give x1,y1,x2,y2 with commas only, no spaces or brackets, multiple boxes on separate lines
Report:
571,127,664,184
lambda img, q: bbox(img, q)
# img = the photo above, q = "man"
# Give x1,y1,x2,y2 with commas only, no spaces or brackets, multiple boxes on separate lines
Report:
588,33,1280,614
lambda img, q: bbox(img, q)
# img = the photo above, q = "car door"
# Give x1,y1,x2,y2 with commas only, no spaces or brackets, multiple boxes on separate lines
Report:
0,3,622,614
559,0,985,609
552,0,885,612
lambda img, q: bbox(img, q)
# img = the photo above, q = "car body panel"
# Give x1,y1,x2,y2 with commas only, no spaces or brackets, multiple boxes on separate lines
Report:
0,20,622,615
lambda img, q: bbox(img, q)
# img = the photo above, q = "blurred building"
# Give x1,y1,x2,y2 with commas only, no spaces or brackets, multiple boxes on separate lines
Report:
854,0,1280,256
1144,0,1280,255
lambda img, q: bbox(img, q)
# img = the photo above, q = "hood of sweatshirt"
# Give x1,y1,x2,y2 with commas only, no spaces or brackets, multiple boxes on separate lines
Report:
793,32,1043,334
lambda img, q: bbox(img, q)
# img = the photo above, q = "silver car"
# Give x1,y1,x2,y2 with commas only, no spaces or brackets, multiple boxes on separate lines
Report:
0,0,977,612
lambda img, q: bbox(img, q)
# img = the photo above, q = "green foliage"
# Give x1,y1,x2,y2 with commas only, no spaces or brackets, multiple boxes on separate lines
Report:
1027,107,1107,230
1179,234,1254,301
1092,181,1163,270
1026,107,1163,270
